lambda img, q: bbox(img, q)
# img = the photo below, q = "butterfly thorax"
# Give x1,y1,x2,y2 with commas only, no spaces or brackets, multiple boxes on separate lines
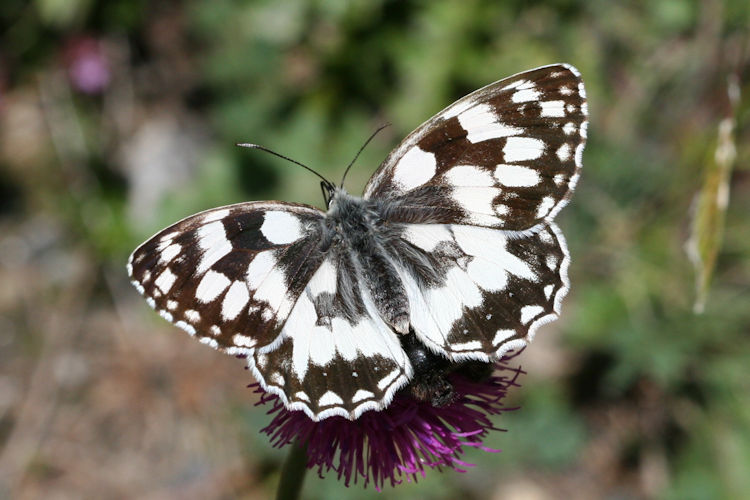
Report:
323,189,410,334
324,189,378,247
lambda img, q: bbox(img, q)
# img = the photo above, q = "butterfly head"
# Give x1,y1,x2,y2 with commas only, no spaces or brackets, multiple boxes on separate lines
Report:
321,180,338,208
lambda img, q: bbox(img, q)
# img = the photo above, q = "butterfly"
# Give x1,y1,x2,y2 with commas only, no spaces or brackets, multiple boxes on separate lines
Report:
128,64,587,421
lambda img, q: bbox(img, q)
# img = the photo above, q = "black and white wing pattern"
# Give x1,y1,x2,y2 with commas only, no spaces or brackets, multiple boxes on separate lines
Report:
128,202,328,353
128,63,586,422
128,203,411,421
367,64,587,232
250,253,410,420
369,63,587,361
386,221,569,362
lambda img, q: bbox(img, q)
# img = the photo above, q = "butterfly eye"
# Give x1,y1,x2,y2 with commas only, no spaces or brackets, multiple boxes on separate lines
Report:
320,181,338,208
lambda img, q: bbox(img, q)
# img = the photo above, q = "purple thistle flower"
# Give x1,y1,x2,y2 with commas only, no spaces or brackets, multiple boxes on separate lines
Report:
64,37,111,94
251,353,524,490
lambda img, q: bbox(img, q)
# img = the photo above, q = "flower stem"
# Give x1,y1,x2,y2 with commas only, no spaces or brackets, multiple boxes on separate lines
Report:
275,440,308,500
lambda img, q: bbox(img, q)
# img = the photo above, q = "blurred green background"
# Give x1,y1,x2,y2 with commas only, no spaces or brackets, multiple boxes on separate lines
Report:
1,1,749,498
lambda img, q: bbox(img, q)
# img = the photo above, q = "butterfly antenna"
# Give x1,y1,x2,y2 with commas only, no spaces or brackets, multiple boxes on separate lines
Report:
237,143,333,187
339,123,390,189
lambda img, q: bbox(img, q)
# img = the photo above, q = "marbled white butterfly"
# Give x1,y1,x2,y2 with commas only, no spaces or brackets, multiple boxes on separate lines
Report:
128,64,587,421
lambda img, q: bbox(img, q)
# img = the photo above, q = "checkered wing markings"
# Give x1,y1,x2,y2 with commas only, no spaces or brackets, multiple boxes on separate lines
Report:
365,64,588,231
393,222,569,361
251,256,412,421
127,202,327,354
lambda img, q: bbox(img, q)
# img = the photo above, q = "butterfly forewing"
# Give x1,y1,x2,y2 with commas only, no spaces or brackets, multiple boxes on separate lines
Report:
128,202,327,353
365,64,587,232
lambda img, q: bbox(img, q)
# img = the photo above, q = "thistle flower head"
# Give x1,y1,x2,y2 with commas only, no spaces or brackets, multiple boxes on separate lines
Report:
252,354,524,490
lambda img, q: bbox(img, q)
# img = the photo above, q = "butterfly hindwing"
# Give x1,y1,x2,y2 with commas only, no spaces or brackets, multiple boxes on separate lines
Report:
127,202,328,353
365,64,587,232
388,222,569,361
250,255,412,420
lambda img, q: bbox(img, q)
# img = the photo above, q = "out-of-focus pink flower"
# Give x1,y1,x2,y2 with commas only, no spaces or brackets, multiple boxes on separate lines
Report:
251,354,524,490
64,37,110,94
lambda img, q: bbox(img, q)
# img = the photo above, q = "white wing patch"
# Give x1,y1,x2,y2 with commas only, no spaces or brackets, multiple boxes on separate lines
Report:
196,270,231,303
402,224,452,252
535,196,556,219
520,305,545,324
307,257,337,296
556,143,572,162
352,389,375,403
260,210,305,245
196,222,232,274
512,87,541,103
540,100,566,118
159,243,182,264
319,391,344,406
451,187,498,217
443,165,495,187
253,264,294,320
503,137,546,162
457,103,523,143
392,146,436,191
222,280,250,321
201,208,230,223
493,164,541,187
493,329,515,345
154,268,177,294
452,226,535,281
246,250,276,286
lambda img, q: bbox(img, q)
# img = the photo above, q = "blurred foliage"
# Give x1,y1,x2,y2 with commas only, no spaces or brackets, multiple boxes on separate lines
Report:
1,0,750,499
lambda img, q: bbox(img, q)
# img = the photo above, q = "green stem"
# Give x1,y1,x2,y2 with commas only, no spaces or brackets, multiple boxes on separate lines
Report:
275,440,309,500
